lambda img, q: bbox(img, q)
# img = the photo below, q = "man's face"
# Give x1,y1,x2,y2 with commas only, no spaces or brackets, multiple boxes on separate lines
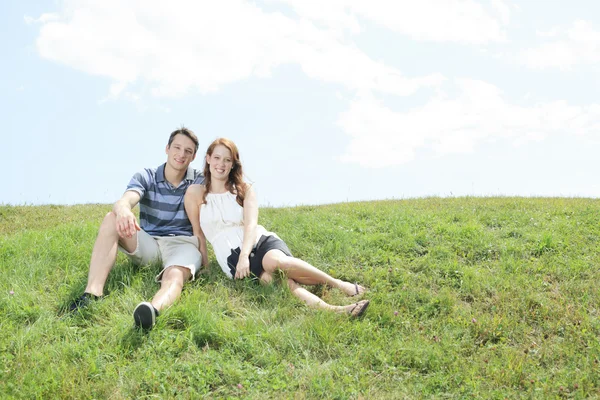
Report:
165,134,196,172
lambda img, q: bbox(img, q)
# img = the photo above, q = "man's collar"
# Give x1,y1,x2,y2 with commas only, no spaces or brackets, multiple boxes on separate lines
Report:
157,163,195,183
156,163,167,182
156,163,166,182
185,166,195,181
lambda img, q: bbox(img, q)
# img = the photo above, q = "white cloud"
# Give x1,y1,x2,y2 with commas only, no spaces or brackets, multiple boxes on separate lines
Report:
352,0,508,44
491,0,510,25
24,13,60,25
338,80,600,167
33,0,444,99
271,0,508,43
264,0,361,35
520,20,600,69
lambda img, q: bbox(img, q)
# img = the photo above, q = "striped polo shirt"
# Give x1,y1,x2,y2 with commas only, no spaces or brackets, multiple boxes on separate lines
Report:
125,163,205,237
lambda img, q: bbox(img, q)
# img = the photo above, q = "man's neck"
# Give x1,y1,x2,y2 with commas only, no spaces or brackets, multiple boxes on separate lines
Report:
164,164,187,187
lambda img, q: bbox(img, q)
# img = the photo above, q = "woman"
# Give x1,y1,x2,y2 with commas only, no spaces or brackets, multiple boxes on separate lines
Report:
184,138,369,317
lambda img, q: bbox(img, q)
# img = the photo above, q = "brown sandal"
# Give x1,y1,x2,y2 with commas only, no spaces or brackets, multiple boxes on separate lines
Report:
350,300,370,317
351,282,366,297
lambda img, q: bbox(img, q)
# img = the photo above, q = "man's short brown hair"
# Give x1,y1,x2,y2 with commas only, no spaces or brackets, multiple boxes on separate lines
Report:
168,127,199,154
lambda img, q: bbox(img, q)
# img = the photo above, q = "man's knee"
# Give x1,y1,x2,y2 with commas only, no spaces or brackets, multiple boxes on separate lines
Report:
161,266,191,285
99,212,117,232
100,211,139,252
103,211,117,222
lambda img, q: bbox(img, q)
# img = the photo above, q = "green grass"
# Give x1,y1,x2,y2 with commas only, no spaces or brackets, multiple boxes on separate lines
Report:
1,197,600,399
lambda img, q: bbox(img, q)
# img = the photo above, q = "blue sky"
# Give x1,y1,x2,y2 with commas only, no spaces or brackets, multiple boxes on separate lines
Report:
3,0,600,207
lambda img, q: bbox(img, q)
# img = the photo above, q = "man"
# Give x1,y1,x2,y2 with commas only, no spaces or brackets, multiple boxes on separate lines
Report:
68,127,207,330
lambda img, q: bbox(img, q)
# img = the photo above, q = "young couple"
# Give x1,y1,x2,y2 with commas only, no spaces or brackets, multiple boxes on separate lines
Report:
68,128,369,329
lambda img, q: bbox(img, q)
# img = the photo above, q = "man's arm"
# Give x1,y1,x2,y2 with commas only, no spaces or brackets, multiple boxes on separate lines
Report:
113,190,142,239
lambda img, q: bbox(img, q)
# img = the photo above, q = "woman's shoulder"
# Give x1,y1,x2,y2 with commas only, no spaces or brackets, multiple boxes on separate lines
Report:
186,183,205,197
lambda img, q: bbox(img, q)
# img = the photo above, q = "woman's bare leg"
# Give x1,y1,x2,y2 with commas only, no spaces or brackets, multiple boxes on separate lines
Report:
259,271,273,285
262,250,366,296
286,279,369,316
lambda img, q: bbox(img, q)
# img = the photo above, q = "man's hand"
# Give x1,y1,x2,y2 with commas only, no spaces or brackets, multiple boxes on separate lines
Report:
115,209,140,239
113,191,142,239
234,256,250,279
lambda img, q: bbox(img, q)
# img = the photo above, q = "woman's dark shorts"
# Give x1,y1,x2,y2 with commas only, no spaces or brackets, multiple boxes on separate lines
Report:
227,235,292,279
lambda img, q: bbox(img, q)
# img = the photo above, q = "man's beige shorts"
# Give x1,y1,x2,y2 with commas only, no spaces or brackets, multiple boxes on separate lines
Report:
118,230,202,282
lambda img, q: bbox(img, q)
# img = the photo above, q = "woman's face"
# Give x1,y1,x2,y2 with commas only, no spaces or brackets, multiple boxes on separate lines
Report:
206,144,234,180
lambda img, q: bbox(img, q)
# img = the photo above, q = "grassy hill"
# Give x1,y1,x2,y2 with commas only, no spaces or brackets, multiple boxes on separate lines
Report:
1,197,599,399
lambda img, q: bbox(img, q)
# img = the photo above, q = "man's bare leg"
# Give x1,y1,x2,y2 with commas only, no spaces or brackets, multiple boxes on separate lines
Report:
85,212,137,297
133,266,191,329
151,266,192,312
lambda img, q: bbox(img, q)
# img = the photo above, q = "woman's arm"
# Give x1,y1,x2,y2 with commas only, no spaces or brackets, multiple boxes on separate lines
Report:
235,184,258,279
184,184,209,268
196,227,209,268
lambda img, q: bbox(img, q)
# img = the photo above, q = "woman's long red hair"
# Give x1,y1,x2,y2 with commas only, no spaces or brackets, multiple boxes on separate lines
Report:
202,138,247,206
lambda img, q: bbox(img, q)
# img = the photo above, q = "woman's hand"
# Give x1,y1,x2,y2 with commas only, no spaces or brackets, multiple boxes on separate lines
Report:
235,255,250,279
185,185,209,270
237,185,257,280
197,235,209,268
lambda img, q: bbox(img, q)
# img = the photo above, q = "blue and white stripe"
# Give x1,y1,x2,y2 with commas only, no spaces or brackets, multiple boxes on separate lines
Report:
126,163,204,236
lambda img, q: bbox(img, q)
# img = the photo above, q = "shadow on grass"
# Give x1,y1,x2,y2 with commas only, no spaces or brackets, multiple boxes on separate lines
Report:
104,260,153,294
57,260,156,316
119,327,150,358
60,305,103,328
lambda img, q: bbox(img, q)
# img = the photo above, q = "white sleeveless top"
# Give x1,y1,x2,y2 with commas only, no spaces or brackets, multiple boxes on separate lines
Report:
200,191,275,278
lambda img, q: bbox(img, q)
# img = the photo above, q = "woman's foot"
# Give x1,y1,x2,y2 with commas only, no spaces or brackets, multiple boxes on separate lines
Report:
347,300,370,317
337,280,367,297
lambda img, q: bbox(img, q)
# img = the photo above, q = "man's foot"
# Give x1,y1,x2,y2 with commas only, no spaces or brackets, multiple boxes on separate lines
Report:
67,293,99,312
133,302,158,330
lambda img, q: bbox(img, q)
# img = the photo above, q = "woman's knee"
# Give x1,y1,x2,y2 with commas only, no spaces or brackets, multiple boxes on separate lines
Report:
263,251,285,273
259,272,273,285
286,278,300,291
264,252,293,273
